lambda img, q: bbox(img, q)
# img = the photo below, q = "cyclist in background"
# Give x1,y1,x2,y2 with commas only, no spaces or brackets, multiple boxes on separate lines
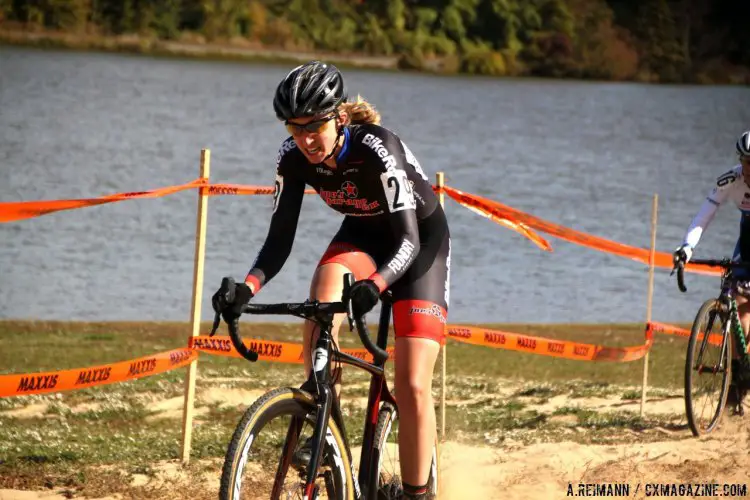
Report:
674,131,750,397
213,61,450,500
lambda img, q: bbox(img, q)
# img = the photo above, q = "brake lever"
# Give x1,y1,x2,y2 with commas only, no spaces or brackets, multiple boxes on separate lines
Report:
346,300,355,332
210,311,221,337
670,259,683,276
342,273,355,332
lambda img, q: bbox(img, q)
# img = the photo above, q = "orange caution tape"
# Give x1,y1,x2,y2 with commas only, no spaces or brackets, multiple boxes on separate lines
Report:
190,336,395,364
1,321,658,399
438,186,551,251
446,324,653,362
0,181,320,224
441,186,721,276
0,348,197,398
205,183,316,196
191,336,303,363
0,178,723,276
648,321,722,346
0,179,205,223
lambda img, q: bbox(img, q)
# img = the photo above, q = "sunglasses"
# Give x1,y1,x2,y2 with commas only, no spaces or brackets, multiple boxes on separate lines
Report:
741,156,750,165
285,114,335,136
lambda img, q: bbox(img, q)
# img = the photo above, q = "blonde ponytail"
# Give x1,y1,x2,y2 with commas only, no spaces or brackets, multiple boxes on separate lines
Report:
340,95,381,126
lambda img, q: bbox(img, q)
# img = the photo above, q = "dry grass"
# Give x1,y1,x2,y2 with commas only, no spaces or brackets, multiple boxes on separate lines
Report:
0,320,694,498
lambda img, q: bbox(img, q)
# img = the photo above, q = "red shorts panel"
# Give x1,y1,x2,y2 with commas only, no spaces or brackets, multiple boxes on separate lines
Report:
393,300,447,345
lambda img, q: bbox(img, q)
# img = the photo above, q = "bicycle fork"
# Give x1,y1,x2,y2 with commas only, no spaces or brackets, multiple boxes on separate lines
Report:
694,307,730,376
298,330,337,500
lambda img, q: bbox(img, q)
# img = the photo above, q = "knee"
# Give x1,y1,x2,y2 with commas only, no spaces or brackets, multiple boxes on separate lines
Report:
310,263,349,301
396,372,432,410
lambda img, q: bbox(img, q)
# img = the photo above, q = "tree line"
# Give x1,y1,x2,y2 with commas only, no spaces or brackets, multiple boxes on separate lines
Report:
1,0,747,83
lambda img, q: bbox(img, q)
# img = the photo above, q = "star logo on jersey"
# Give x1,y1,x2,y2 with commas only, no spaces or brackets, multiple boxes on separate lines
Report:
342,181,358,198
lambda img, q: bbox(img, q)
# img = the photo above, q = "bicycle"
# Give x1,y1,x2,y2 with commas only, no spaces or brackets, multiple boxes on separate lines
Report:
212,274,439,499
674,258,750,436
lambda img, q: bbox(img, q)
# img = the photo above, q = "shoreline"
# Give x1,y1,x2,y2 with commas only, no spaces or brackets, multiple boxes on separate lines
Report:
3,29,748,85
0,29,399,71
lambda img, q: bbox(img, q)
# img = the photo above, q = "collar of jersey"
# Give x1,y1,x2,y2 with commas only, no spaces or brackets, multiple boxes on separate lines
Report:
335,127,351,164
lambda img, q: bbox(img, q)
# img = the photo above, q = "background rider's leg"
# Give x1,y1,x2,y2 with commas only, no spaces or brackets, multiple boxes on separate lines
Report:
737,295,750,356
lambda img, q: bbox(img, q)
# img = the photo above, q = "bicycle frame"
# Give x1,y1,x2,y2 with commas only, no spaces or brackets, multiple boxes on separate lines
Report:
213,274,398,499
682,261,750,375
294,294,397,500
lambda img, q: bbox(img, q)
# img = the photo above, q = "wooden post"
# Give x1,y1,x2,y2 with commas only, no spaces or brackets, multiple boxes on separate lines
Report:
641,194,658,417
181,149,211,464
436,172,447,440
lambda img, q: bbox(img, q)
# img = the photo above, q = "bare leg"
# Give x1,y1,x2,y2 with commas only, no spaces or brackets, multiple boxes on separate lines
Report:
302,263,350,395
738,294,750,353
394,337,441,487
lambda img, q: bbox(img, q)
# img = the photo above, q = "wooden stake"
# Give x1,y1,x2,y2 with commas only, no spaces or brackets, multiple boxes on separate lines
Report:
181,149,211,464
641,194,658,417
437,171,447,440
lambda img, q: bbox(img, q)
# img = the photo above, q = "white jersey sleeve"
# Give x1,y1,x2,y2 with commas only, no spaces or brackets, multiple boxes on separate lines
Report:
682,166,741,248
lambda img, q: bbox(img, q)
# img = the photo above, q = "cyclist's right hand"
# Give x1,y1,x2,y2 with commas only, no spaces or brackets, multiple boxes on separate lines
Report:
673,244,693,267
212,278,254,320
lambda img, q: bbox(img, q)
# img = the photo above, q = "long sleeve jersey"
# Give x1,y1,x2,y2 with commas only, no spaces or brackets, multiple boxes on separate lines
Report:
682,165,750,249
245,123,440,293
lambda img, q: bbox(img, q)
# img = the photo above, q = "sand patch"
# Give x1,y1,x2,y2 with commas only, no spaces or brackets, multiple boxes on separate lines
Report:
144,396,208,421
0,404,49,419
0,491,121,500
198,388,267,409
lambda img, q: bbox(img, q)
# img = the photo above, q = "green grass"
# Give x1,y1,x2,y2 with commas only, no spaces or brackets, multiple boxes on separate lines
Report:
0,320,692,498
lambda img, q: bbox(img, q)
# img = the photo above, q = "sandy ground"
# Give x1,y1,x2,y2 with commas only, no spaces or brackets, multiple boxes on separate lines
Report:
2,385,749,499
439,419,750,499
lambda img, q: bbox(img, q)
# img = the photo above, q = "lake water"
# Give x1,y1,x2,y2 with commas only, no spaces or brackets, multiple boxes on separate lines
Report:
1,47,749,326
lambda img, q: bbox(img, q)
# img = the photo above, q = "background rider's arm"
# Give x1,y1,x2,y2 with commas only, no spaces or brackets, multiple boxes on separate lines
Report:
245,171,305,293
682,174,732,249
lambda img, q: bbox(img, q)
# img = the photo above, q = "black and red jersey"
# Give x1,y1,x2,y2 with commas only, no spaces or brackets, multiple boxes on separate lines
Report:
246,123,444,293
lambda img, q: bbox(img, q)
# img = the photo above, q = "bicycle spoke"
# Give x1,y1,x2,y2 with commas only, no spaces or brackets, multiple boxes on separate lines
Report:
220,389,350,500
686,300,731,436
379,426,400,487
372,402,439,498
271,416,304,498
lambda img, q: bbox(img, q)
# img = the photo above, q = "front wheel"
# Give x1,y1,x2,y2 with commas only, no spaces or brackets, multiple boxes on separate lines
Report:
371,402,439,499
685,299,732,437
219,387,354,500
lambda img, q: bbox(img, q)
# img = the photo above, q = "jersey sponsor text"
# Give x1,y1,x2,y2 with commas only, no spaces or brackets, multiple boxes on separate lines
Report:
362,133,397,169
387,239,416,274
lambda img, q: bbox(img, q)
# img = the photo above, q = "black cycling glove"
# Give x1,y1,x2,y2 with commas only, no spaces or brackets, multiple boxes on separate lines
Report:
349,279,380,317
673,244,693,266
212,279,254,320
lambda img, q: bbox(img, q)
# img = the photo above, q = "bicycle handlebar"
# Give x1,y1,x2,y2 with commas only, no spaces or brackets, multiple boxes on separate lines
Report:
674,261,687,293
672,258,750,293
210,274,389,365
342,273,390,365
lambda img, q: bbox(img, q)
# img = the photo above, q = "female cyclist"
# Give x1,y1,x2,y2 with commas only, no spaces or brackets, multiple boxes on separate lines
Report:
213,61,450,499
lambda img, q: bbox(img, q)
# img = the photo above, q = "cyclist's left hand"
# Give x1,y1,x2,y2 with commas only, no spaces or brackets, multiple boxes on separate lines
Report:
673,244,693,266
350,279,380,317
212,279,254,320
